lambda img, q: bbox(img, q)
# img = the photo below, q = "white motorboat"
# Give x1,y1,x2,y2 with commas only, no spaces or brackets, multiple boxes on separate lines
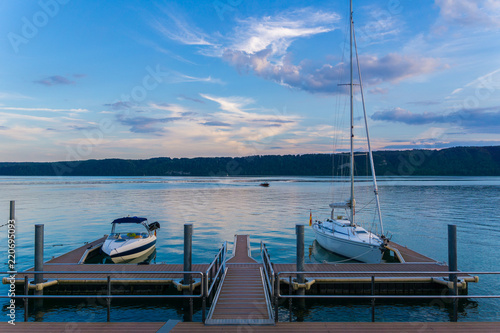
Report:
312,0,388,264
102,216,160,263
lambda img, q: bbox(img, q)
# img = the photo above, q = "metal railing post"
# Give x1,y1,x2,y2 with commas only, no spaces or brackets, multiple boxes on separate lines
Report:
274,272,279,322
289,276,292,322
107,275,111,322
371,275,375,322
189,277,194,321
24,275,28,322
453,275,458,322
202,273,206,323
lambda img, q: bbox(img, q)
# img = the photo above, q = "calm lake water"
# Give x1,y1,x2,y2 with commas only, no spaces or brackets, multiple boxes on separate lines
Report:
0,176,499,322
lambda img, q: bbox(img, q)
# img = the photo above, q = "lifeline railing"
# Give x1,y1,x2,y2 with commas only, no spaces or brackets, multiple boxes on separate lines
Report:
273,270,500,323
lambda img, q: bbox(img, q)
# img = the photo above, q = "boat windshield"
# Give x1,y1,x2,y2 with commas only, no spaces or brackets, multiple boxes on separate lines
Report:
110,223,149,239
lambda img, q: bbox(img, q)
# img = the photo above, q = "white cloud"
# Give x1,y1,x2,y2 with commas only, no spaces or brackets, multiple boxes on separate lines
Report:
0,125,56,141
163,71,225,85
0,111,58,122
0,92,32,100
152,6,214,46
435,0,500,29
0,107,88,113
230,9,339,55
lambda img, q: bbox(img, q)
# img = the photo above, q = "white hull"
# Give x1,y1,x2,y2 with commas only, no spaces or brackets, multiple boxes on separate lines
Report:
102,235,156,263
109,244,156,264
312,222,384,264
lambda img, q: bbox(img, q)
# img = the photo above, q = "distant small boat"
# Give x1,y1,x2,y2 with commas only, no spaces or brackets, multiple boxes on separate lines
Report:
259,182,270,187
102,216,160,263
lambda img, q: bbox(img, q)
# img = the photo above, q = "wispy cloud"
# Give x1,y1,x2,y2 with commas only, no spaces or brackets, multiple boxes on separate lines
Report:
165,71,224,85
0,111,58,122
202,121,231,127
358,54,445,84
103,101,135,111
372,106,500,133
435,0,500,29
357,6,403,45
34,75,75,86
178,94,205,104
229,8,339,55
0,107,88,113
116,113,182,133
151,6,214,46
0,92,32,100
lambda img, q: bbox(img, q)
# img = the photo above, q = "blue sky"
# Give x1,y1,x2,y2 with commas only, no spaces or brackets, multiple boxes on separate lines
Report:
1,0,500,162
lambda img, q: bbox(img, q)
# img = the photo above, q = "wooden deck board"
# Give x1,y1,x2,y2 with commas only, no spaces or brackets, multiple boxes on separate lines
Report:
172,322,500,332
46,236,107,264
389,241,436,263
4,321,497,333
206,235,273,325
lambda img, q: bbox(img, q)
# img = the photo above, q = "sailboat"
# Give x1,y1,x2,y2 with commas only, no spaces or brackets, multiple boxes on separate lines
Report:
311,0,388,264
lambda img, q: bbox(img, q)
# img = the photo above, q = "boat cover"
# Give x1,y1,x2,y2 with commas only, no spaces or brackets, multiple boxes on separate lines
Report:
112,216,147,224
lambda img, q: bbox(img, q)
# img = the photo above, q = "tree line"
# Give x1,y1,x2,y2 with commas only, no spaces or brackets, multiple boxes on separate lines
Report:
0,146,499,177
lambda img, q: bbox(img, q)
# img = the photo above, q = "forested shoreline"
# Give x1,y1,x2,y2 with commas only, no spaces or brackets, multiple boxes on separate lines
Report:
1,146,499,177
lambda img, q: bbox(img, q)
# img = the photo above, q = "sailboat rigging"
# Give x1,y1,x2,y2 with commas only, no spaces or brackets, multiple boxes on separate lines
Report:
311,0,388,264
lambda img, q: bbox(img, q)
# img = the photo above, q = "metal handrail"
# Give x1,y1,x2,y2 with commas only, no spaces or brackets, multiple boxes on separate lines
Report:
275,270,494,276
274,270,500,323
3,270,204,298
4,269,205,323
205,241,227,298
260,241,274,298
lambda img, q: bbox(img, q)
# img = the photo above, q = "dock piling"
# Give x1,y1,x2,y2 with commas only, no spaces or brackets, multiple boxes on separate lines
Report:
183,224,193,284
34,224,44,287
296,225,305,311
9,200,15,222
448,224,458,322
448,224,457,282
183,224,193,322
34,224,44,320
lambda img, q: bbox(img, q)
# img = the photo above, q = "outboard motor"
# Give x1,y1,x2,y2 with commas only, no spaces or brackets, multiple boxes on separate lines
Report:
148,221,160,231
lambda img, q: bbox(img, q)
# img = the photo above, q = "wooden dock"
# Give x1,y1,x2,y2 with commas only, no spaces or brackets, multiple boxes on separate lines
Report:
46,236,107,264
205,235,274,325
2,321,499,332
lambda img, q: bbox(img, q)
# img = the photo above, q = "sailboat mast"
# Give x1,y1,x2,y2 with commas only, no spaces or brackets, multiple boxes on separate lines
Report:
352,23,385,236
349,0,355,224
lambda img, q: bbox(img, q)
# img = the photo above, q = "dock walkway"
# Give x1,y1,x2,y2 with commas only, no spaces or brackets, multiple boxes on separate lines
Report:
2,321,500,332
205,235,274,325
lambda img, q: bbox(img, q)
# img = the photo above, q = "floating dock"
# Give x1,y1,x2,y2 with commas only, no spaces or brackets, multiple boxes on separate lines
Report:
2,321,500,333
205,235,274,325
6,234,476,296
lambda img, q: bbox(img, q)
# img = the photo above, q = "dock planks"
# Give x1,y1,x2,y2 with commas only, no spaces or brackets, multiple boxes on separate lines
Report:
2,321,500,332
47,236,107,264
388,241,436,263
205,235,274,325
